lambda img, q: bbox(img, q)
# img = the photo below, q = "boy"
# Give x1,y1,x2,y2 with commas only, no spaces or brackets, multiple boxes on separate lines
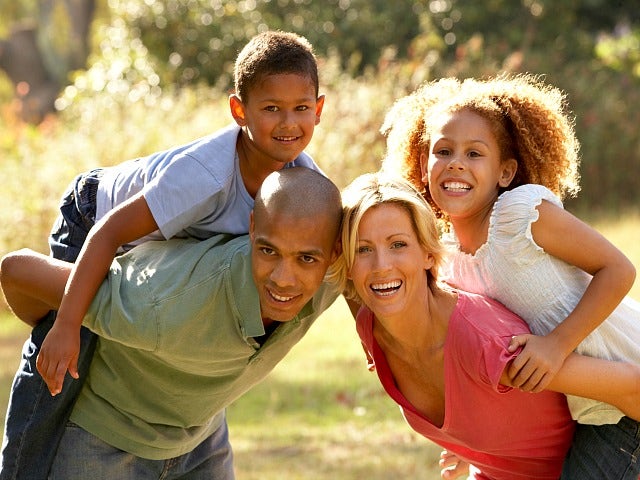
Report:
0,31,324,479
1,167,343,479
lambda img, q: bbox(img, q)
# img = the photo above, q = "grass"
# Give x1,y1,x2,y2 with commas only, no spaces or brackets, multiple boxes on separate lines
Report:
0,217,638,479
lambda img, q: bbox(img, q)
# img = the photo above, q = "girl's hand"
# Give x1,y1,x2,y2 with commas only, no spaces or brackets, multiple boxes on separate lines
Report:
439,450,470,479
36,321,80,396
507,334,567,392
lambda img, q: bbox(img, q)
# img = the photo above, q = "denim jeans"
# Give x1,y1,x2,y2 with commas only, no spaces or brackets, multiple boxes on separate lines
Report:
49,419,235,480
561,416,640,480
0,169,102,480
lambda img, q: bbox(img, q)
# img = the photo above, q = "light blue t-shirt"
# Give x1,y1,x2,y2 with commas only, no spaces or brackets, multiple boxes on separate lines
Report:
96,123,321,245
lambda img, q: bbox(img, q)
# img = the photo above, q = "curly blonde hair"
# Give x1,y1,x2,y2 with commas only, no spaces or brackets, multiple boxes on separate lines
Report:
381,74,581,223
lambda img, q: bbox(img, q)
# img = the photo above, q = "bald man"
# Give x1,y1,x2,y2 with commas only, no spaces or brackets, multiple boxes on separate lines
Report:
0,167,342,480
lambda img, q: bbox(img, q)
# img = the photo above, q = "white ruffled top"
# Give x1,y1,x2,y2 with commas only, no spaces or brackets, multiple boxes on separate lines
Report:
441,184,640,424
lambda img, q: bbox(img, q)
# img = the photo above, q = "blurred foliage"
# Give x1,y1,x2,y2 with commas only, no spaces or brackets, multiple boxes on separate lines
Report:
0,0,639,247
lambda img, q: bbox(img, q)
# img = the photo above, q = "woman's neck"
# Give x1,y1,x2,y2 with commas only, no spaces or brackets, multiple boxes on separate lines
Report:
373,285,456,359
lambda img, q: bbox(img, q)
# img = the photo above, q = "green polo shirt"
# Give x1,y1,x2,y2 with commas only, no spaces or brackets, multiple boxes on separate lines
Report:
71,234,339,460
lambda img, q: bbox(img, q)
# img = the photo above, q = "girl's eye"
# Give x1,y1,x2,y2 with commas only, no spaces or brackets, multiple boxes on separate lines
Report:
435,148,451,156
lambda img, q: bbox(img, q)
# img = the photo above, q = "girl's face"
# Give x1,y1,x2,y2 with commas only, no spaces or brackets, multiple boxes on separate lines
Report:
348,203,433,320
422,109,516,223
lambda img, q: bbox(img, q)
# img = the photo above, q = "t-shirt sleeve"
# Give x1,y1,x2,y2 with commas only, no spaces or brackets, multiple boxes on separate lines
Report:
143,155,225,239
491,184,564,254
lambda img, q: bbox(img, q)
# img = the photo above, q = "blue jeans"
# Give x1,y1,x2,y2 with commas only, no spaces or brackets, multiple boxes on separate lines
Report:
0,169,102,480
561,416,640,480
49,419,235,479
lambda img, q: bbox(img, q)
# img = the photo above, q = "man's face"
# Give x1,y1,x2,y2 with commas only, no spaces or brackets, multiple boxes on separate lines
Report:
250,210,339,323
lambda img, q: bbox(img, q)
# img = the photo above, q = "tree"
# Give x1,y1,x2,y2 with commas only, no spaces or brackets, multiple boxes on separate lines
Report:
0,0,95,122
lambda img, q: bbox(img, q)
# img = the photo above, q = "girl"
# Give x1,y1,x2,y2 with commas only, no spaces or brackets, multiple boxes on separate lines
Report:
336,172,640,480
381,74,640,479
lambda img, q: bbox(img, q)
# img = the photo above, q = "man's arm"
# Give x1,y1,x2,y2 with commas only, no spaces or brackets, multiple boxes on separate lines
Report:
0,249,70,326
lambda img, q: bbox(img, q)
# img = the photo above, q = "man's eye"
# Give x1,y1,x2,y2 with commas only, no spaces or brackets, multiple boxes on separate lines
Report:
301,255,316,264
260,247,275,255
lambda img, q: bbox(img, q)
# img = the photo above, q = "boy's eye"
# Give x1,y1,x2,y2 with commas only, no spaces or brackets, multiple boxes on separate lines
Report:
264,105,279,112
296,105,310,111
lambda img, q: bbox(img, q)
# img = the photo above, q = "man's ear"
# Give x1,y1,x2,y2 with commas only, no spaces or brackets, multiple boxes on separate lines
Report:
229,94,246,126
499,158,518,188
314,95,325,125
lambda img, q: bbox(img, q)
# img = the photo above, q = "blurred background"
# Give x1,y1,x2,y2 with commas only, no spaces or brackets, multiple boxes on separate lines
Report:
0,1,638,478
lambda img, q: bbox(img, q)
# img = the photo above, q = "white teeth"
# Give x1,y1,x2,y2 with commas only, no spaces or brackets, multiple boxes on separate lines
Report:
371,281,401,295
444,182,470,191
275,136,296,141
271,291,294,302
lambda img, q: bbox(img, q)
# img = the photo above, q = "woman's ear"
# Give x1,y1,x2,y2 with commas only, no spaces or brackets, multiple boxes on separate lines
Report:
499,158,518,188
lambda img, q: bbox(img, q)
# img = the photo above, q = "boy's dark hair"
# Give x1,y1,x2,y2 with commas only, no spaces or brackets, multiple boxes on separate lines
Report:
234,31,319,102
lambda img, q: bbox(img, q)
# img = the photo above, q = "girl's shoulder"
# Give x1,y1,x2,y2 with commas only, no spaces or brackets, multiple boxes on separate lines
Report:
489,184,564,240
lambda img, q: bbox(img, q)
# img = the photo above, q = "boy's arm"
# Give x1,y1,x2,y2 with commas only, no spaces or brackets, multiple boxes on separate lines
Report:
0,249,70,326
502,344,640,422
38,193,159,395
507,200,636,392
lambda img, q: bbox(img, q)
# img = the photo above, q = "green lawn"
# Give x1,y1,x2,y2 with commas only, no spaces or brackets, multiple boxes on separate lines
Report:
0,215,638,479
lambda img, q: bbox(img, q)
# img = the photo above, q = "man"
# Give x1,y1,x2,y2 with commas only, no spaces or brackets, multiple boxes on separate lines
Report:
0,167,342,479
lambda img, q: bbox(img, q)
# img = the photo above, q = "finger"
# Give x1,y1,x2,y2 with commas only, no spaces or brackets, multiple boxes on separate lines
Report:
69,356,80,380
507,335,526,352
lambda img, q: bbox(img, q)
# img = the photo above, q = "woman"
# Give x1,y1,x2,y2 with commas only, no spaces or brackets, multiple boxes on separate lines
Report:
335,172,640,480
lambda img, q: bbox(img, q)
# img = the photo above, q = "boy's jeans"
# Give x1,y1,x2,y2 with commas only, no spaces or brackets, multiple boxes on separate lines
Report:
0,169,101,480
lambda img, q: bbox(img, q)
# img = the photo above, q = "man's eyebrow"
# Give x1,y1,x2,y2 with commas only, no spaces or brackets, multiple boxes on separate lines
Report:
253,236,326,258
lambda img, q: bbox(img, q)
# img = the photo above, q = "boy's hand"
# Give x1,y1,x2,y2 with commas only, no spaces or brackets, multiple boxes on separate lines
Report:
36,322,80,396
439,450,470,479
507,334,566,392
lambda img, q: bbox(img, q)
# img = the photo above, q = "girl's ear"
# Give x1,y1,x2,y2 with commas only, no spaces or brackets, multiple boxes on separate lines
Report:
499,158,518,188
419,151,429,185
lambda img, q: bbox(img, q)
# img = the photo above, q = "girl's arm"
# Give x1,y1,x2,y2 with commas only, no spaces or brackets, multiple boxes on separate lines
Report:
0,249,70,326
503,345,640,421
38,192,159,395
507,200,635,392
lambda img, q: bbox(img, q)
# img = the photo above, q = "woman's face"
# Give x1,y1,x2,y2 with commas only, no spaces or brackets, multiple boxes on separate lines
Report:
348,203,433,319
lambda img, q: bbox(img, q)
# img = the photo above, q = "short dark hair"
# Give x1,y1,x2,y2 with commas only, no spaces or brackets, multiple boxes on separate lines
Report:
234,31,319,102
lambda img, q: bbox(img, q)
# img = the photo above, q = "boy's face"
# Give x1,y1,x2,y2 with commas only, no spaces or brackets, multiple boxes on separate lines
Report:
230,73,324,168
249,209,339,324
